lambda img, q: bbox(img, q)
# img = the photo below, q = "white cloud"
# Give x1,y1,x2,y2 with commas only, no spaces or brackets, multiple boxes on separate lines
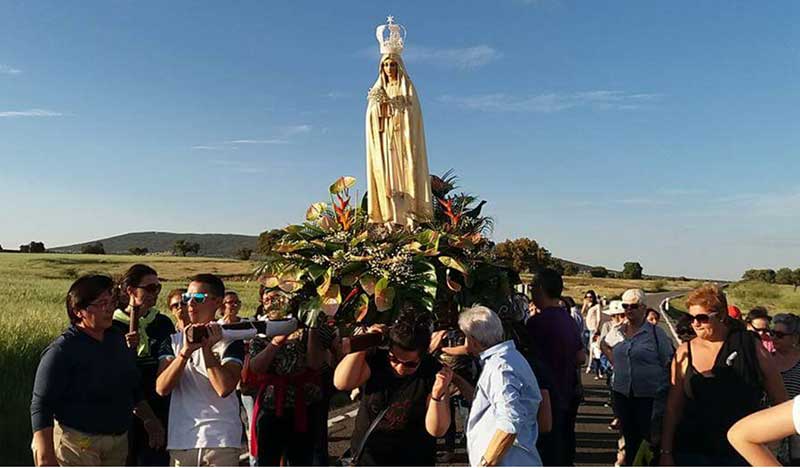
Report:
193,124,312,150
278,124,312,137
0,109,63,117
225,139,288,145
404,45,502,69
0,65,22,75
357,45,502,69
439,90,662,112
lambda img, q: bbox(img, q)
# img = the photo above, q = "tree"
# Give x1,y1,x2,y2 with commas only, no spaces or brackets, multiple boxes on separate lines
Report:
19,244,30,253
236,248,253,261
622,262,644,280
794,268,800,291
256,229,284,256
562,262,579,276
495,238,556,273
590,266,609,278
776,268,795,285
28,241,45,253
173,240,200,257
81,242,106,255
742,269,777,283
128,247,149,256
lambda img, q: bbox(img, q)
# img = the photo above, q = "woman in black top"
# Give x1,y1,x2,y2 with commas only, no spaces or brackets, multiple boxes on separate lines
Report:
111,264,173,466
334,314,453,466
660,285,787,466
31,275,157,466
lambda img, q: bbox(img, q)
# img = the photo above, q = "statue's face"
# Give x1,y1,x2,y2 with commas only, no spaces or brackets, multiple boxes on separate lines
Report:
382,59,399,80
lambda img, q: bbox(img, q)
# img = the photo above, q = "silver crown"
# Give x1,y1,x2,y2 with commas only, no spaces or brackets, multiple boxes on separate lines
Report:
375,16,406,55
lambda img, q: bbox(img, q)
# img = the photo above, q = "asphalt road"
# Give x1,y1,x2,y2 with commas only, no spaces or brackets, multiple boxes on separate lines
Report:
325,290,688,466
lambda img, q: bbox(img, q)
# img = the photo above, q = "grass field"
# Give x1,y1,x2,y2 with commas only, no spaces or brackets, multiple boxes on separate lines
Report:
0,254,717,465
726,281,800,314
0,253,263,466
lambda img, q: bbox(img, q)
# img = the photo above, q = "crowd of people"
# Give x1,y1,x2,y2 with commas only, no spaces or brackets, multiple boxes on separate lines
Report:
28,263,800,467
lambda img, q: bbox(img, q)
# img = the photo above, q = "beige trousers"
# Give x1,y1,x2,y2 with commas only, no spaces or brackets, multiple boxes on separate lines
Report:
169,447,242,467
51,422,128,466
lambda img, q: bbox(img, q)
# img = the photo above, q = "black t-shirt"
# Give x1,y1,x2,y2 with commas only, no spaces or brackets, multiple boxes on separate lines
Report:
111,312,175,420
351,349,441,466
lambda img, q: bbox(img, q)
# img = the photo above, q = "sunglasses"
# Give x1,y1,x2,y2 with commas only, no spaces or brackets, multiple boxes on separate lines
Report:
753,327,774,337
169,301,183,311
622,303,640,310
181,292,209,304
773,331,793,339
137,284,162,294
224,300,242,307
688,312,718,324
388,353,420,369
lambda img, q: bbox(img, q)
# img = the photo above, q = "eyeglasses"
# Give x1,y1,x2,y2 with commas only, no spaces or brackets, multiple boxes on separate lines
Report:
622,303,640,310
689,312,718,324
136,284,162,294
224,300,242,307
388,353,420,369
169,301,182,311
181,292,209,304
773,331,793,339
753,327,774,337
87,299,113,310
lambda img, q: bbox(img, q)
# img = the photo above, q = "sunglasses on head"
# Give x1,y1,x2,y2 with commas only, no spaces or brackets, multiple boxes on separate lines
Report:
688,312,718,324
137,283,162,294
181,292,209,304
388,352,420,369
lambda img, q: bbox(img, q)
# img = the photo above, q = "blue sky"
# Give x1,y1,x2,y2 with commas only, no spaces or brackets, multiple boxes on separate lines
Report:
1,1,799,280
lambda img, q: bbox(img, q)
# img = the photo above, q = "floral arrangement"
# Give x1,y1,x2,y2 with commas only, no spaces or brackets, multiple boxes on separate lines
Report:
255,172,520,327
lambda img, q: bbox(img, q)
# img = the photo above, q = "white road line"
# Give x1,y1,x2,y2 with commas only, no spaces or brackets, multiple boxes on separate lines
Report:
660,297,681,344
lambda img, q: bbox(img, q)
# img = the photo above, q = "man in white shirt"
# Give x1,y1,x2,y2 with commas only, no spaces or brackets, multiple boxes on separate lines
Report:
156,274,244,466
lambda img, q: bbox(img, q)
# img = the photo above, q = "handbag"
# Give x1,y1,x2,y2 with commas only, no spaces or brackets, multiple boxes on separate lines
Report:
337,406,390,466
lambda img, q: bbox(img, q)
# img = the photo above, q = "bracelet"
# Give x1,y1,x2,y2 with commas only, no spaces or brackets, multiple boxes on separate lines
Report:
178,351,190,360
431,393,447,402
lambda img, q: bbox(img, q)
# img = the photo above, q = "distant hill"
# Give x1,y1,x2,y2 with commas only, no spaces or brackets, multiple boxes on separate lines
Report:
51,232,258,258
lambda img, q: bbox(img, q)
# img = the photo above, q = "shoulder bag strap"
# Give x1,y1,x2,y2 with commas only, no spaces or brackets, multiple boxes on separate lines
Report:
351,405,390,465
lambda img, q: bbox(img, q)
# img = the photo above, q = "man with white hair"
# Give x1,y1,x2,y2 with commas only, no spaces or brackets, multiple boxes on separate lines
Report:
460,305,542,466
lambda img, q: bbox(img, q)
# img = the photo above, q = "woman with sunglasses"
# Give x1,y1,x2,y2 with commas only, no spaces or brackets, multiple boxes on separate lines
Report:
218,291,244,324
770,313,800,464
334,311,454,466
582,291,603,371
600,290,673,466
747,307,776,354
31,275,158,466
111,264,174,466
659,284,787,466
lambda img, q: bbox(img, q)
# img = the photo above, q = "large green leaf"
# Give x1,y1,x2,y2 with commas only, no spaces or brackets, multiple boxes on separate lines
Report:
439,256,470,276
321,284,342,316
306,202,328,221
374,277,395,312
329,176,357,194
316,268,333,296
360,275,377,296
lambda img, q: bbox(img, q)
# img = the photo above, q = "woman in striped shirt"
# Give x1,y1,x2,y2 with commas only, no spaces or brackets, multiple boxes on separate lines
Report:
772,313,800,464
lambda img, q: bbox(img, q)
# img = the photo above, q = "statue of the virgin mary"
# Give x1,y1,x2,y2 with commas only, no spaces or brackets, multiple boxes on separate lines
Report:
366,17,433,227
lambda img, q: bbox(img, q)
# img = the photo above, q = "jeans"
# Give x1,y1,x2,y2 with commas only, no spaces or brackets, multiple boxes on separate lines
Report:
612,391,654,466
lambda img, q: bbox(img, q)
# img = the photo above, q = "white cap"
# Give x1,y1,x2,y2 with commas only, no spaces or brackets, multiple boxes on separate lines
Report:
603,300,626,315
622,288,646,306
